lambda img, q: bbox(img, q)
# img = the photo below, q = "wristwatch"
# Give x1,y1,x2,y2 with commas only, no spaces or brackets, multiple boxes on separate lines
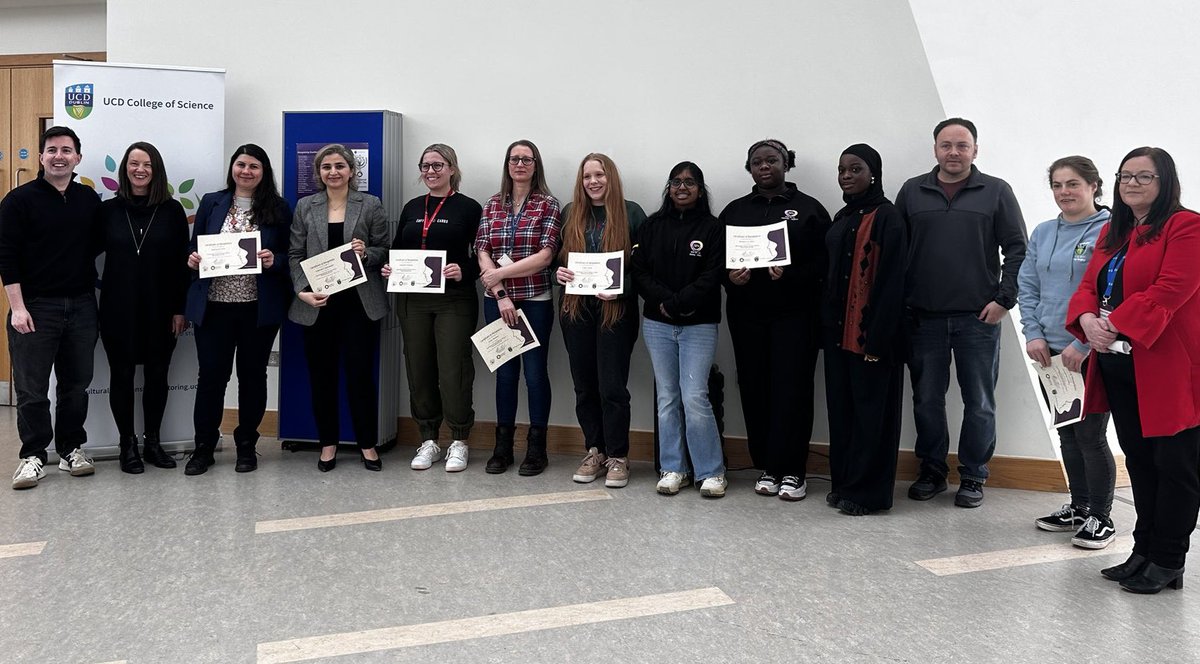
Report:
494,288,508,300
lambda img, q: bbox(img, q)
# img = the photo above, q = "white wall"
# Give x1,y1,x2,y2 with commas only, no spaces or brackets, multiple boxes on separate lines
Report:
104,0,1153,461
0,1,105,55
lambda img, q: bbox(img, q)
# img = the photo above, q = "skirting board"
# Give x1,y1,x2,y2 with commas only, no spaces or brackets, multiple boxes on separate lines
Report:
224,410,1130,492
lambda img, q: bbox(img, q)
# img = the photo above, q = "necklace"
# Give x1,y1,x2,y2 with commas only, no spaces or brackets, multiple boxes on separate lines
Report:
125,204,160,257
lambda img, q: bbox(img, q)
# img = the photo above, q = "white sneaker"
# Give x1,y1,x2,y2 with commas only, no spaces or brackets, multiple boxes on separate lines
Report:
12,456,46,490
700,475,728,498
778,475,807,501
656,471,692,495
58,448,95,477
445,441,469,473
411,440,442,470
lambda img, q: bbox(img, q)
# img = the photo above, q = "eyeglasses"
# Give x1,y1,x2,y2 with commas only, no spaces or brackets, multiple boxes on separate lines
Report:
418,161,446,173
668,178,698,189
1116,171,1159,186
508,156,536,166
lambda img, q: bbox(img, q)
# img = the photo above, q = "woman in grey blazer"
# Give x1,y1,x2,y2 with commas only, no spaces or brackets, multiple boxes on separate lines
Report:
288,144,390,471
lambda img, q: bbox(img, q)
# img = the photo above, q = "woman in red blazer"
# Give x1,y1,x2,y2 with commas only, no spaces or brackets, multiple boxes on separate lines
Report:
1066,146,1200,594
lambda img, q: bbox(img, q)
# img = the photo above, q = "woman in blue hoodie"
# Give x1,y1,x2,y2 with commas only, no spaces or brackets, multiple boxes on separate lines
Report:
1018,155,1115,548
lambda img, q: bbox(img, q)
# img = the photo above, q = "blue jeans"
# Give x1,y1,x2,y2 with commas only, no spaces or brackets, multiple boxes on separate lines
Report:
8,294,98,461
642,319,724,480
483,298,553,427
907,312,1000,482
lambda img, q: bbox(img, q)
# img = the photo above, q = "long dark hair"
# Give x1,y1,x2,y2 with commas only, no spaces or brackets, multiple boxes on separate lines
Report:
224,143,284,226
499,139,551,201
117,141,171,205
1103,146,1184,250
649,161,712,219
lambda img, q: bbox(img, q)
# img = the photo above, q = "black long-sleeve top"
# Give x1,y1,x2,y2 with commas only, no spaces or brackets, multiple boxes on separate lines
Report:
822,201,909,359
719,183,831,318
394,192,483,291
631,206,724,325
0,175,101,297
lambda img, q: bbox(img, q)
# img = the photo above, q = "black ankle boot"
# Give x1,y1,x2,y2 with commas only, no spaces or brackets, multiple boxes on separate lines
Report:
1101,553,1148,581
486,425,515,474
185,442,217,476
234,441,258,473
118,435,144,474
141,432,177,469
1120,562,1185,594
518,425,548,476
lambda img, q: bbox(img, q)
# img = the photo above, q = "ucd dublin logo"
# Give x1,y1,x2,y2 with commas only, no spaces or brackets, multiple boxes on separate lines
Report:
65,84,94,120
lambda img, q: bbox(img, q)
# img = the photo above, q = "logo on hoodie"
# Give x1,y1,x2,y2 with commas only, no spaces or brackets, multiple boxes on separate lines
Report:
689,240,704,257
1074,242,1090,262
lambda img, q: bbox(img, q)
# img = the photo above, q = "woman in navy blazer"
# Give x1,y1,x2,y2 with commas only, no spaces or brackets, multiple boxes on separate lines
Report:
287,144,390,472
184,144,293,475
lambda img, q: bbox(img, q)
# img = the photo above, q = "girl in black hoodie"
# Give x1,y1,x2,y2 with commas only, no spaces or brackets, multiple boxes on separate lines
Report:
631,161,727,498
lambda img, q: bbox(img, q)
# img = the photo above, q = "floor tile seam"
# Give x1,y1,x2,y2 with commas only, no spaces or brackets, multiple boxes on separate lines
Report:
255,586,734,663
254,488,612,534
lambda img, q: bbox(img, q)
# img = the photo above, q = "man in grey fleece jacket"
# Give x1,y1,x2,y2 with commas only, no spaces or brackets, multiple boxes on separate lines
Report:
895,117,1027,508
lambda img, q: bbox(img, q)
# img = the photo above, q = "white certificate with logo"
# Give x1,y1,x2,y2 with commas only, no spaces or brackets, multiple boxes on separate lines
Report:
196,231,261,278
300,242,366,295
725,221,791,268
471,310,541,373
387,249,446,294
1032,355,1086,428
565,251,624,295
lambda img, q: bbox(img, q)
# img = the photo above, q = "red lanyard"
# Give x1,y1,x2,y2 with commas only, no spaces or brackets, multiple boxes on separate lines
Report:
421,191,453,249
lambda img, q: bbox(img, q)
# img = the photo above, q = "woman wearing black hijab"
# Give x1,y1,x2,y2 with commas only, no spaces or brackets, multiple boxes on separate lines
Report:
822,144,909,515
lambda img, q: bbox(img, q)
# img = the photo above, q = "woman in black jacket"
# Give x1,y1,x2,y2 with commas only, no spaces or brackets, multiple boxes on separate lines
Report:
97,142,190,473
721,139,831,502
631,161,726,498
822,144,908,515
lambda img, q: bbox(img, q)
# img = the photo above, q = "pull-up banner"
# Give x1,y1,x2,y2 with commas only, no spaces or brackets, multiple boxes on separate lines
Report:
53,60,226,452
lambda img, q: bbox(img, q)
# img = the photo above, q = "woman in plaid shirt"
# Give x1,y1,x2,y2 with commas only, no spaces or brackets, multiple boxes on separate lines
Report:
476,139,563,476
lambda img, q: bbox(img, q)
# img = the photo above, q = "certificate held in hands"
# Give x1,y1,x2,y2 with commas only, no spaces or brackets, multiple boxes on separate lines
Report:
197,231,262,278
565,250,624,295
471,310,541,373
1032,355,1086,428
726,220,790,268
300,242,366,295
387,249,446,294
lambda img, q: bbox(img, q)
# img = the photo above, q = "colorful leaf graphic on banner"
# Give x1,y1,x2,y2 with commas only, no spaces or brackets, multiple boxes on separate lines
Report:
80,176,96,190
101,177,119,191
179,179,194,194
105,155,117,172
180,197,194,210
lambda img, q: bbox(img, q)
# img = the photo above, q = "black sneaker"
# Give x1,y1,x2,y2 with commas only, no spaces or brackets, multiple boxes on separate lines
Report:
954,479,984,508
1035,504,1088,532
1072,515,1116,549
907,470,947,501
754,473,780,496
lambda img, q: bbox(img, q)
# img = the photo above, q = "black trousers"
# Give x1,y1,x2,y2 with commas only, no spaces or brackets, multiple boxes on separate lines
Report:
560,297,639,458
302,295,380,449
1097,352,1200,569
728,311,817,478
108,351,174,437
193,302,279,447
824,347,904,510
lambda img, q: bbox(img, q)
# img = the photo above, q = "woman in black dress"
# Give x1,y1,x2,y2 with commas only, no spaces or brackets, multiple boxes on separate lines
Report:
97,142,190,473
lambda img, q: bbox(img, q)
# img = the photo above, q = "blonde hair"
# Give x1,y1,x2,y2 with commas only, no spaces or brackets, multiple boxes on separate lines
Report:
419,143,463,191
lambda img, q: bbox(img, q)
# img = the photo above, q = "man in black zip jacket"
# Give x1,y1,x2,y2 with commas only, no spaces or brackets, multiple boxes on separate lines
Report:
894,118,1027,508
0,126,102,489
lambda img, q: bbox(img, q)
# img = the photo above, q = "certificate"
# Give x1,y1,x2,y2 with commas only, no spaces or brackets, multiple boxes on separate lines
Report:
1032,355,1086,428
300,242,366,296
196,231,261,278
565,250,624,295
726,221,791,268
387,249,446,294
471,310,541,373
